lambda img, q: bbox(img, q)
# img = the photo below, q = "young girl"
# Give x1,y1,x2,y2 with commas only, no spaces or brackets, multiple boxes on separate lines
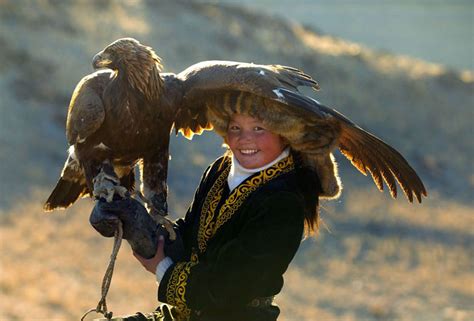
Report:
128,112,322,321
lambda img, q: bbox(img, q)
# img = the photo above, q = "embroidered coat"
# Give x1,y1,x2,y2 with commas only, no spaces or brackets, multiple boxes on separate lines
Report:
156,153,320,321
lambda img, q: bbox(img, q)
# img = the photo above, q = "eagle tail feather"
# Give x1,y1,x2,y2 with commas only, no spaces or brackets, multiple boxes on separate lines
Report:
43,178,88,211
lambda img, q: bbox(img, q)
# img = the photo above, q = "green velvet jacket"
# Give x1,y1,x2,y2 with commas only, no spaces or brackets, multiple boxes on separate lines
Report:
156,153,320,321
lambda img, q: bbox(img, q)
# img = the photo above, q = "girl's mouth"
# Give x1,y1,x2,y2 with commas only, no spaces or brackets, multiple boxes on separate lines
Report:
239,149,259,155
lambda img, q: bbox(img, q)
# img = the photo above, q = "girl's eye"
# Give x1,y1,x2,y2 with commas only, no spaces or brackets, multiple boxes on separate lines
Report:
254,126,265,131
229,125,240,131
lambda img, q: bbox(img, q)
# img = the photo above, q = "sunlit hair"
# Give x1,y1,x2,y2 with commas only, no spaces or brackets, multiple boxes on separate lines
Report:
292,150,321,236
303,212,320,238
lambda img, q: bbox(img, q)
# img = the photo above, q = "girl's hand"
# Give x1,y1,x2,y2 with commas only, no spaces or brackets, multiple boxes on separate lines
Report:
133,235,166,274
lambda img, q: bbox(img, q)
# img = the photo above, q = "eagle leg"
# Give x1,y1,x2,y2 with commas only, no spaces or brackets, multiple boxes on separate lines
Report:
149,207,176,241
92,163,128,202
148,197,176,241
140,189,176,241
141,148,176,240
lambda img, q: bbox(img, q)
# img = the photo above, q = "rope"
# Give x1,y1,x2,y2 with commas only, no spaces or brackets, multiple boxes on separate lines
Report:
81,220,123,321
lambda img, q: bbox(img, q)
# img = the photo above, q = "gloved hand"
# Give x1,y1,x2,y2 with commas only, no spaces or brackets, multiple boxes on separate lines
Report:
89,197,185,261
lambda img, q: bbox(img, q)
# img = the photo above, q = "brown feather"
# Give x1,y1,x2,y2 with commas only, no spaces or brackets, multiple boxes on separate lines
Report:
57,42,427,210
339,123,426,202
46,38,172,212
172,59,426,203
174,61,320,137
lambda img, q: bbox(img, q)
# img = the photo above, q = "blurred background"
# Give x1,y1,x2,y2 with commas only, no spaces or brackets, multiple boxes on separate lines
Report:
0,0,472,320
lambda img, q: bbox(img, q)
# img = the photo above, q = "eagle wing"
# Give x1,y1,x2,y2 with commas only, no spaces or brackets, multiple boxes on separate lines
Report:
174,60,427,203
174,60,319,137
268,88,427,202
66,72,106,145
338,123,427,203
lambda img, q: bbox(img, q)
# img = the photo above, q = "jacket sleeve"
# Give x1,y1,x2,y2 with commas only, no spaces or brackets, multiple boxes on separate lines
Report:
158,191,305,312
172,163,213,247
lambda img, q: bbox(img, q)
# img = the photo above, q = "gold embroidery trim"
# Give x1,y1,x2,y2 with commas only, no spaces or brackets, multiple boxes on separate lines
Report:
166,261,196,319
198,155,294,253
198,159,231,252
190,251,199,264
165,156,294,318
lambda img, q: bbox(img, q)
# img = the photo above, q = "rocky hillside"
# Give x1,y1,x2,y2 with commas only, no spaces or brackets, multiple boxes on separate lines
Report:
0,0,472,209
0,1,473,320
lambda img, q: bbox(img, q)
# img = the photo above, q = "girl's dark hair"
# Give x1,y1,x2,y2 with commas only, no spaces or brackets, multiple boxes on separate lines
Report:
292,150,321,236
304,201,320,237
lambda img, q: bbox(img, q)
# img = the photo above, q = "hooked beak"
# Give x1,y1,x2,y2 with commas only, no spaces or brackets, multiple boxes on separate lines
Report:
92,51,112,69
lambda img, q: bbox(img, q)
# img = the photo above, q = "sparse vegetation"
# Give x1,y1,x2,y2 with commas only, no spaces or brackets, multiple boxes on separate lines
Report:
0,190,472,320
0,0,472,320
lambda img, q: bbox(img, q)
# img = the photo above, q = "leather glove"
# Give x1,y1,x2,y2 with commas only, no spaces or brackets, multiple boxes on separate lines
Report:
90,197,185,261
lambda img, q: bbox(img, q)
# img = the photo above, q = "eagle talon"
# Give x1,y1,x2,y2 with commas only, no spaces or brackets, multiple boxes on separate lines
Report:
93,168,128,202
150,208,176,241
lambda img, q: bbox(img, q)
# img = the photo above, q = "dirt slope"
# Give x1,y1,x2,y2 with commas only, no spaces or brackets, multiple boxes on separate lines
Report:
0,1,472,320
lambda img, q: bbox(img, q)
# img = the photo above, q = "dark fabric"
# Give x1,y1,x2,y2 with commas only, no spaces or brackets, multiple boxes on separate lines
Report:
117,304,174,320
156,153,320,321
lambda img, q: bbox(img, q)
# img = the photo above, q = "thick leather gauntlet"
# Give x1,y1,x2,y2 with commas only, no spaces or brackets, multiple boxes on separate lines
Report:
89,197,184,261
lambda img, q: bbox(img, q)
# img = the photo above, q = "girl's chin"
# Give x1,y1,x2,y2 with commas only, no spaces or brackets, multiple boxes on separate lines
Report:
237,157,263,169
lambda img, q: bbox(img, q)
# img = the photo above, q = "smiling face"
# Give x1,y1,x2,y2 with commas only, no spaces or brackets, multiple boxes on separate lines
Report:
226,114,286,169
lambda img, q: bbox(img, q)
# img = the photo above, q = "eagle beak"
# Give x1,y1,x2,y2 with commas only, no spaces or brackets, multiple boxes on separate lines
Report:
92,51,112,69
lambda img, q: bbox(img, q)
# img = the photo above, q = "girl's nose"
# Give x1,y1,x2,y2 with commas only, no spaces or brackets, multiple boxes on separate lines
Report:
239,130,253,141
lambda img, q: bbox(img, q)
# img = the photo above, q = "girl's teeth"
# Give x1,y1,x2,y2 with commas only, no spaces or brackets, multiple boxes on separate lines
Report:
240,149,258,155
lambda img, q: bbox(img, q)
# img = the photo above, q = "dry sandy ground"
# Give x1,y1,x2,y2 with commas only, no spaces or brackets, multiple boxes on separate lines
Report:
0,1,472,320
0,190,472,321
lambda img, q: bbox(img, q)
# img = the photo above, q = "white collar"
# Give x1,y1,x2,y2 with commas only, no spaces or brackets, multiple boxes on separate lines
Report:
227,148,290,191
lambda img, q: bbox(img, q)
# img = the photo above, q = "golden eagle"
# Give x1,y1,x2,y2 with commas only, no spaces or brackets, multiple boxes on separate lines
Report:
45,38,426,231
44,38,178,237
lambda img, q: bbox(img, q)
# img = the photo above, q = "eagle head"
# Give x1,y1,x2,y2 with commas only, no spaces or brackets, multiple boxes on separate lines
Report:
92,37,164,99
93,38,161,70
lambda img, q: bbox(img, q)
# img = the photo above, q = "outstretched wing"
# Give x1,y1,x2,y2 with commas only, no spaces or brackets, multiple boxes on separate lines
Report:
174,60,319,138
264,87,427,202
66,71,107,145
174,60,426,203
338,122,427,203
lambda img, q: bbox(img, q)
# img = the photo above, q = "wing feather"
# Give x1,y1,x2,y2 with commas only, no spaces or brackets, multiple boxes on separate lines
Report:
339,123,427,202
173,60,426,202
273,86,426,202
66,72,106,145
175,61,319,137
